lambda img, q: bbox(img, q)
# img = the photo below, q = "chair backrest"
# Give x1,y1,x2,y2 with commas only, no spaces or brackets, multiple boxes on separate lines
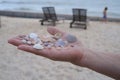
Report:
72,8,87,22
42,7,50,19
42,7,57,21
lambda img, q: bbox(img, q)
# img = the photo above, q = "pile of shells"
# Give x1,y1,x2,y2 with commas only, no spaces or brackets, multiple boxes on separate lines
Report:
21,32,77,50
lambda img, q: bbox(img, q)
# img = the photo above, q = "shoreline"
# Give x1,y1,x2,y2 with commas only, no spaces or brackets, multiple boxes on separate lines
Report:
0,10,120,22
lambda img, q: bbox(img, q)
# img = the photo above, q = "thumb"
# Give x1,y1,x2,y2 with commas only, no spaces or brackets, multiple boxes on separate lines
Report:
47,27,65,35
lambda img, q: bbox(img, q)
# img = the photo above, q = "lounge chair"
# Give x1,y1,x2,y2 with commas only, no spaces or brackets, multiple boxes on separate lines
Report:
70,8,87,29
0,16,1,28
41,7,58,26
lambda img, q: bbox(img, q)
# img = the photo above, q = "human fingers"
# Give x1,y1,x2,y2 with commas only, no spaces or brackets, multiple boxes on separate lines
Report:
18,44,55,58
8,35,25,46
18,44,74,61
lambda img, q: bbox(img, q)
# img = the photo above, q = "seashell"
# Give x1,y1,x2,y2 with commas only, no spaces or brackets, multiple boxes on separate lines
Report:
35,38,43,44
55,39,66,47
43,42,50,46
24,35,30,41
21,39,27,44
65,34,77,43
33,43,44,50
46,45,52,48
41,35,54,42
27,41,32,45
29,33,38,40
43,35,52,38
31,40,36,45
54,32,62,39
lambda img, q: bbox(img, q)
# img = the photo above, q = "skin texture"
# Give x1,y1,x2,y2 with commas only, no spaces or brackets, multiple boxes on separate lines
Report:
8,27,120,80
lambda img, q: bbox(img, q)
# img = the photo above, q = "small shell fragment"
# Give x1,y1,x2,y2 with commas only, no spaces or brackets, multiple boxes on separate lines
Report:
24,36,30,41
54,32,62,39
21,39,27,44
35,38,43,44
27,41,32,45
31,40,36,45
41,35,54,42
55,39,66,47
33,43,44,50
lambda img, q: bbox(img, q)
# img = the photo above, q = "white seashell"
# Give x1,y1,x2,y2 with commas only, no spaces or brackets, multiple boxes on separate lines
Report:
27,41,32,45
21,39,27,44
29,33,38,40
33,43,44,50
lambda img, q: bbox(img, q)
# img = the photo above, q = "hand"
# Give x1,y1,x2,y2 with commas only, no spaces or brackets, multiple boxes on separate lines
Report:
8,27,85,64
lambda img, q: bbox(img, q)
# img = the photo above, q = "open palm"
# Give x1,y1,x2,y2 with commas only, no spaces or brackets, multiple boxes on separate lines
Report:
8,27,84,63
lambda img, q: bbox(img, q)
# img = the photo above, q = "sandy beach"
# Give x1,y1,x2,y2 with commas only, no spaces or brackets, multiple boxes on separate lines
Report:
0,16,120,80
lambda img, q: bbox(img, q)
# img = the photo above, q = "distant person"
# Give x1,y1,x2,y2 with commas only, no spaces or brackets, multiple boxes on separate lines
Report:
8,27,120,80
103,7,108,22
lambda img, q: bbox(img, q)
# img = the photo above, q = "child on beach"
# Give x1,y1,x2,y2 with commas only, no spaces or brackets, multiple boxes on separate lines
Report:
103,7,108,22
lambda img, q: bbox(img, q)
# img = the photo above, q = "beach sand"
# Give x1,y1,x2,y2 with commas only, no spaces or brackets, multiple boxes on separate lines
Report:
0,16,120,80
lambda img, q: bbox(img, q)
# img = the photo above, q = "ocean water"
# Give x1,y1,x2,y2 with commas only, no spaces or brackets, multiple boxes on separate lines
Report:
0,0,120,18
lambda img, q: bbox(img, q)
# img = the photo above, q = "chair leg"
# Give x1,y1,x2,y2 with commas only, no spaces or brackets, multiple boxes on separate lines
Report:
41,20,44,25
0,16,1,28
84,24,87,29
70,21,74,28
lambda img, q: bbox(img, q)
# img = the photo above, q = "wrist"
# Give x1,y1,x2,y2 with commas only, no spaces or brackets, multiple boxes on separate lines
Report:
71,47,92,67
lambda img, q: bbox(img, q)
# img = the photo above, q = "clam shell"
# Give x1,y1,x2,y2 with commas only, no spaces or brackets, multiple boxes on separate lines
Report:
21,39,27,44
65,34,77,43
33,43,44,50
